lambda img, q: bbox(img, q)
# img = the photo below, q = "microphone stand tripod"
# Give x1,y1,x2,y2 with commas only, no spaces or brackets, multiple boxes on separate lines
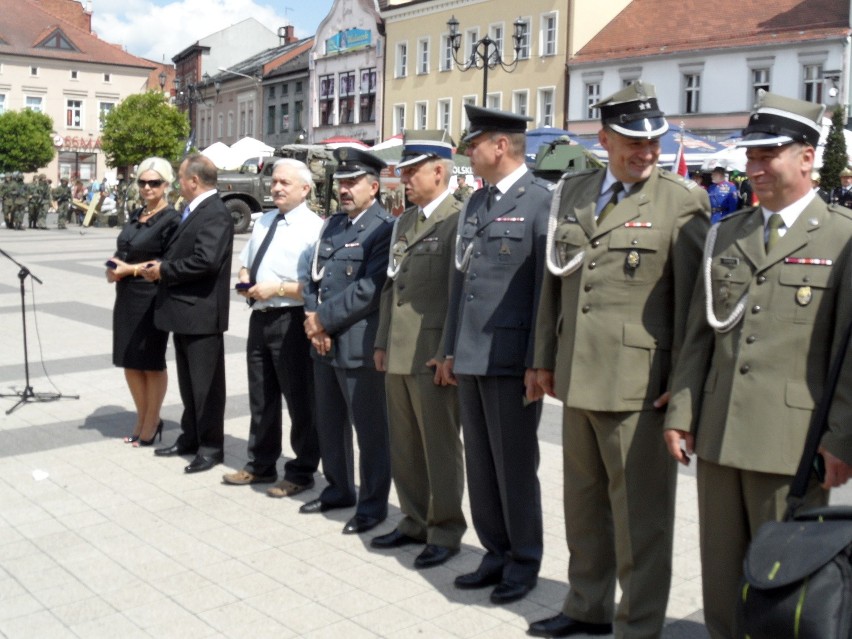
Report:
0,247,78,414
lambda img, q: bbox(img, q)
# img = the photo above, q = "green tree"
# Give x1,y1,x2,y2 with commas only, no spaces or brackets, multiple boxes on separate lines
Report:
0,109,55,173
819,107,848,191
100,91,189,168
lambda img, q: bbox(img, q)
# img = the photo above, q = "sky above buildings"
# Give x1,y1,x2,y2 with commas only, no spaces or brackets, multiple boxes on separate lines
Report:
88,0,334,62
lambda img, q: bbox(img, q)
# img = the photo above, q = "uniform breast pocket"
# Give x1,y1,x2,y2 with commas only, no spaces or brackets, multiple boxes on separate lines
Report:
412,239,445,277
607,228,664,284
553,223,587,270
710,258,750,318
487,223,526,264
336,246,364,279
776,264,834,324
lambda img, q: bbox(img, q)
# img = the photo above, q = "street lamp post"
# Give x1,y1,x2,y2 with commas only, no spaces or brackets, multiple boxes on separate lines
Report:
447,15,526,105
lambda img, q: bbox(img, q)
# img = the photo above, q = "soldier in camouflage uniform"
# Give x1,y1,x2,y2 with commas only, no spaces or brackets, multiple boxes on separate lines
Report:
27,175,49,229
52,177,72,229
453,175,474,202
1,174,11,229
11,174,28,230
124,175,140,217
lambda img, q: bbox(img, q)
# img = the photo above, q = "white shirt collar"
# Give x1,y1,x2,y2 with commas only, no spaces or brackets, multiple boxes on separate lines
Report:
761,189,816,230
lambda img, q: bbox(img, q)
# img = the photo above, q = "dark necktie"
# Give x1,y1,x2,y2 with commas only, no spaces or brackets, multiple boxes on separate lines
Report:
486,185,498,212
765,213,784,253
180,205,191,224
248,213,284,301
597,182,623,224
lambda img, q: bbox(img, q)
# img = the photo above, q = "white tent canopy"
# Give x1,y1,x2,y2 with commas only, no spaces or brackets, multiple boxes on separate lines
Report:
201,141,241,170
229,136,274,163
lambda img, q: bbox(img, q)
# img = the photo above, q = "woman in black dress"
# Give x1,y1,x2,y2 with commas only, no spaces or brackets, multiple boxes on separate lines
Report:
107,157,180,446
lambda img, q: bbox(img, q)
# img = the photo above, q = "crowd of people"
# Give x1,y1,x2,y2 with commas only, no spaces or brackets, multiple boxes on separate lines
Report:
103,89,852,639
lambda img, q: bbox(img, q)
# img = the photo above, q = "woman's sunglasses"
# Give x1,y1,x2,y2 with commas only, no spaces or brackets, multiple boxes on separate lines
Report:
137,179,165,188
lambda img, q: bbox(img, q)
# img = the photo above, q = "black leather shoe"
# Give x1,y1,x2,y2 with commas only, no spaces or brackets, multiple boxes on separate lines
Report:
527,613,613,637
154,442,196,457
490,580,534,604
184,454,223,474
342,515,383,534
370,529,422,549
299,498,333,514
454,568,503,590
414,544,458,569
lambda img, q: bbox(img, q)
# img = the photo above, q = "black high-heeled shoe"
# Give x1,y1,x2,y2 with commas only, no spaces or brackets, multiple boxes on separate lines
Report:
134,420,164,447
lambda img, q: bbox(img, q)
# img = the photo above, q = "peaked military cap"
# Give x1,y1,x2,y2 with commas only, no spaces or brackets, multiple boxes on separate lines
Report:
397,129,455,169
332,147,387,179
595,81,669,139
463,104,532,143
840,167,852,177
738,90,825,148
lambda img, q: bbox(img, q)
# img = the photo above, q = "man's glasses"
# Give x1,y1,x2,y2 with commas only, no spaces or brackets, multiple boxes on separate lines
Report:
137,179,165,188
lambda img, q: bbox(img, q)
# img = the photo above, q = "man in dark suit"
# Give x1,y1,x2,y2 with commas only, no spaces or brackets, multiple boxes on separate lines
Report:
443,105,551,605
371,130,466,568
144,153,234,474
302,148,394,535
529,81,709,639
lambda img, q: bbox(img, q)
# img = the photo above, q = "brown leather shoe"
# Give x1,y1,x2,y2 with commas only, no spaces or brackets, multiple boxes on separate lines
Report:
266,478,314,498
222,470,277,485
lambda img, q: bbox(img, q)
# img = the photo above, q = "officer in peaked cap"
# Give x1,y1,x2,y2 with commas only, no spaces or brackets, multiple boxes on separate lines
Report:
529,81,709,638
445,103,551,604
370,128,466,567
302,144,395,535
332,146,386,179
833,166,852,208
664,90,852,638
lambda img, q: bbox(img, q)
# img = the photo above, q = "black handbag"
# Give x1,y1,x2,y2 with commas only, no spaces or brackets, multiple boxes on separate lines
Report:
735,323,852,639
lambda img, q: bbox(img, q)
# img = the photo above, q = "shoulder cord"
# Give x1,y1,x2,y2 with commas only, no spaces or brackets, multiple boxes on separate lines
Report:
386,215,404,279
703,223,747,333
310,216,334,283
546,178,585,277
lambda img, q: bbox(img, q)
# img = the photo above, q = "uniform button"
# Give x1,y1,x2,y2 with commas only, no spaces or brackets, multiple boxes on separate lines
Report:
803,276,810,283
477,230,483,237
589,261,597,270
399,285,405,290
725,273,732,279
584,284,592,292
631,239,638,245
470,273,477,280
751,305,761,314
402,266,409,273
581,304,591,313
591,240,600,248
740,364,750,374
746,335,756,344
474,252,481,258
466,294,474,301
504,230,511,235
757,275,767,284
397,301,403,306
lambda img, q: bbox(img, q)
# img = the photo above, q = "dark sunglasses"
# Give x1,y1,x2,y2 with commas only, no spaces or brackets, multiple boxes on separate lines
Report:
137,179,165,188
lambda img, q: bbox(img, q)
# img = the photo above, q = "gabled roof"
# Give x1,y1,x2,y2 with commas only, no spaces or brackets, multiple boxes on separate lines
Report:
573,0,851,64
0,0,152,69
214,37,314,83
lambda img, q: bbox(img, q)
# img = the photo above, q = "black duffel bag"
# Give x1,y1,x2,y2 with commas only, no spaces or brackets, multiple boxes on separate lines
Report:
735,322,852,639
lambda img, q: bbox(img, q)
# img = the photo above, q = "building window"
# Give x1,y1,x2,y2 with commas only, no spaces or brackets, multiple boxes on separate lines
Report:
415,102,428,130
465,29,479,65
339,71,355,124
486,93,501,110
98,102,115,130
295,81,303,93
513,90,528,118
417,38,430,75
227,112,234,137
218,114,224,138
751,68,770,104
441,35,453,71
359,67,377,123
684,73,701,113
538,88,554,126
30,66,38,76
282,83,289,96
516,19,530,60
103,73,111,82
803,64,823,103
585,82,600,119
247,104,254,137
393,104,406,135
267,105,276,134
396,42,408,78
541,13,557,56
70,70,78,80
462,95,476,131
268,86,276,99
437,98,451,131
489,24,504,63
294,101,303,130
281,104,290,131
239,106,246,138
25,96,43,112
0,95,5,115
319,74,335,125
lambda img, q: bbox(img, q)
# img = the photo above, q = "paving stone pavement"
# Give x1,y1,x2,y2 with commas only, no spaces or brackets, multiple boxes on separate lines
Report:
0,225,849,638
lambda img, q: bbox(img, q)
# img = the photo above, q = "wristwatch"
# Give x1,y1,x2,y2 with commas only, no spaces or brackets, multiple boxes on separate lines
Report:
278,281,286,297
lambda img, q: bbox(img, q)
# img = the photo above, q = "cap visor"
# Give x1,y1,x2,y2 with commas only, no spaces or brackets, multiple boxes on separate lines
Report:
333,169,368,179
462,129,485,143
609,117,669,139
736,133,795,148
396,154,429,170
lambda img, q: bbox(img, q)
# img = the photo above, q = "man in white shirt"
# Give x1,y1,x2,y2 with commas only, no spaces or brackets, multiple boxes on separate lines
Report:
223,159,322,496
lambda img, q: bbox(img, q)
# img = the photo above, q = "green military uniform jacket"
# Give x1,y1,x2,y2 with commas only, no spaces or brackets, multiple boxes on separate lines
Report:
376,194,462,374
534,168,710,411
665,197,852,473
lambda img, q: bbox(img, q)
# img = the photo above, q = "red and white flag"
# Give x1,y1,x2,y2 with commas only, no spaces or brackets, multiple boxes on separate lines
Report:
672,134,688,178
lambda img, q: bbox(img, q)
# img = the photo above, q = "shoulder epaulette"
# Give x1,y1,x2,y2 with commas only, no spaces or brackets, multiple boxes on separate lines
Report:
659,169,699,191
559,168,598,181
717,206,755,222
828,203,852,221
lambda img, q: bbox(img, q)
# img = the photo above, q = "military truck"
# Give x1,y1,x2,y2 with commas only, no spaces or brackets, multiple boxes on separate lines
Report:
532,139,602,183
216,145,336,233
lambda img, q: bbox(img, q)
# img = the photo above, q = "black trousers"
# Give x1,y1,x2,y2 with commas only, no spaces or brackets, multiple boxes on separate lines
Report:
245,306,319,484
173,332,225,456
